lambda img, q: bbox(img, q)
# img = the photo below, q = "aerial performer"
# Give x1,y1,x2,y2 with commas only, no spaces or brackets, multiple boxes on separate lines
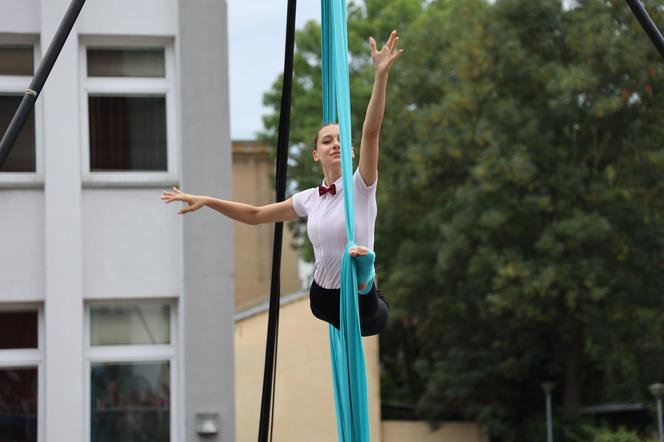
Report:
162,30,403,336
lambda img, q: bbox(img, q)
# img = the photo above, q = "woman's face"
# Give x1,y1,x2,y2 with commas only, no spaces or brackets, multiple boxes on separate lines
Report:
312,124,353,168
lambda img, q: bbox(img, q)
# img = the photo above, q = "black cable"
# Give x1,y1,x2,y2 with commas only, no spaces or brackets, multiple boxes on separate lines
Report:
0,0,87,168
269,312,279,441
257,0,297,440
626,0,664,60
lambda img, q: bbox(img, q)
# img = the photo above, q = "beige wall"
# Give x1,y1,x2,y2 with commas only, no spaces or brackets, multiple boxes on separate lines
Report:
382,421,489,442
232,141,301,311
235,296,382,442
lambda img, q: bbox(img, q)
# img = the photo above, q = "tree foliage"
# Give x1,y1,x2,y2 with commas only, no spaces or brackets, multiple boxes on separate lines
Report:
261,0,664,439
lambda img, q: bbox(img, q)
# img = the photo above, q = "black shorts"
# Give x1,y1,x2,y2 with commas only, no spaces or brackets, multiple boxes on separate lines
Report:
309,279,390,336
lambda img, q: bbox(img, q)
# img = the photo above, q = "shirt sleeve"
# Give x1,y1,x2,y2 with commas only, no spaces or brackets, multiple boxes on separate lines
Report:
291,187,316,217
354,168,377,195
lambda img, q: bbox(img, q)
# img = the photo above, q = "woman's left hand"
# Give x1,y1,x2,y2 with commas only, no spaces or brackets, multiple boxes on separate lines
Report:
370,30,403,76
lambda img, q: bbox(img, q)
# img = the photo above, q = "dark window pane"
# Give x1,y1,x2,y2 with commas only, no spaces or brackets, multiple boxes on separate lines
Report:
0,368,38,442
87,49,165,78
91,305,170,346
0,95,36,172
91,362,170,441
0,311,38,349
0,46,33,76
89,96,167,171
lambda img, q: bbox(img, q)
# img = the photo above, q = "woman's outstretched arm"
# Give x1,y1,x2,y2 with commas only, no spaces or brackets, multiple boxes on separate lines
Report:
359,30,403,187
161,187,299,225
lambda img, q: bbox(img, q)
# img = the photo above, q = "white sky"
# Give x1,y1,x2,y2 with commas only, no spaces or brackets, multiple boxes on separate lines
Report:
228,0,322,140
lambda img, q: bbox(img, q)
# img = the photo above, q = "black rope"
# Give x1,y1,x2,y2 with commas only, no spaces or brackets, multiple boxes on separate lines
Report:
257,0,297,440
626,0,664,61
0,0,87,168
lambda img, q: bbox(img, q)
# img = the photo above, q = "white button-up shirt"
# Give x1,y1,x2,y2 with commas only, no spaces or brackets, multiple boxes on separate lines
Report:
292,169,377,289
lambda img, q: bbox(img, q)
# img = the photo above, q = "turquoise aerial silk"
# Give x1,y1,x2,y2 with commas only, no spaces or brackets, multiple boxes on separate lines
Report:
321,0,371,441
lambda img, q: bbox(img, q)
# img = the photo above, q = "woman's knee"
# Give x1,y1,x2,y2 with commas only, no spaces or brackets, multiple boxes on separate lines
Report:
360,297,389,336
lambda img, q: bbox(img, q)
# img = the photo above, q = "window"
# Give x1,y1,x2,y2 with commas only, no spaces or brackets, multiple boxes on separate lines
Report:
81,43,177,184
86,302,176,441
0,45,37,174
88,96,167,171
0,308,42,442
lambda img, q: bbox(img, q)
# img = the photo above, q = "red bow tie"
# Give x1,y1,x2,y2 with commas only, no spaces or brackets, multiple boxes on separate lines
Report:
318,183,336,197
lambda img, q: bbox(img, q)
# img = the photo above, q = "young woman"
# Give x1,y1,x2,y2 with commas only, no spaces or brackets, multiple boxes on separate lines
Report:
162,31,403,336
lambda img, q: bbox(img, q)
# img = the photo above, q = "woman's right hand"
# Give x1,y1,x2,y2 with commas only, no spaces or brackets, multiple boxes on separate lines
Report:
370,30,403,77
161,187,205,215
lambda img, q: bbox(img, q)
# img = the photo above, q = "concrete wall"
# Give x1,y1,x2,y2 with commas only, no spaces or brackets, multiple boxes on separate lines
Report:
78,0,177,36
382,421,489,442
0,0,40,33
82,189,181,298
40,1,84,439
235,295,382,442
178,0,235,440
0,190,44,300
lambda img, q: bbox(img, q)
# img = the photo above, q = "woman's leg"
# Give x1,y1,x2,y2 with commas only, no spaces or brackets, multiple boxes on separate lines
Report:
309,280,389,335
358,283,389,336
309,280,341,329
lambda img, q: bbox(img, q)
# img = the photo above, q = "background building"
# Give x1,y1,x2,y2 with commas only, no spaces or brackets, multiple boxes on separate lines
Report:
0,1,234,441
231,140,302,311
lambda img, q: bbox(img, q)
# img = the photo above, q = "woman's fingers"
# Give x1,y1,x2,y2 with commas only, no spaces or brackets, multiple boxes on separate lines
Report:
392,48,404,60
178,200,203,215
178,204,194,215
374,31,402,69
161,191,180,203
385,30,397,50
391,37,400,54
162,188,189,204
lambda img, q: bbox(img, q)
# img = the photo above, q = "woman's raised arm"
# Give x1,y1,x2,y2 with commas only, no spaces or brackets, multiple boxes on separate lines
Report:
359,30,403,187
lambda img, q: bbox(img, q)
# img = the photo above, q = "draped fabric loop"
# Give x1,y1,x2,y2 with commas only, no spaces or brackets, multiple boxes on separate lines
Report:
321,0,371,440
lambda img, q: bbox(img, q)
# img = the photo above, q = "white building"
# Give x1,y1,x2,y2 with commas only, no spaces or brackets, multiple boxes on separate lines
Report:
0,0,235,441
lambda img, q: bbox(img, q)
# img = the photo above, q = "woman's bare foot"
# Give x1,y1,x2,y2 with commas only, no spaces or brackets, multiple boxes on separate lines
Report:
349,246,369,257
349,246,370,291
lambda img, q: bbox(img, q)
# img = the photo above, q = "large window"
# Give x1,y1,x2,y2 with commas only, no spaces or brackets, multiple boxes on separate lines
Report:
86,302,176,441
0,308,42,442
0,44,38,175
80,43,176,184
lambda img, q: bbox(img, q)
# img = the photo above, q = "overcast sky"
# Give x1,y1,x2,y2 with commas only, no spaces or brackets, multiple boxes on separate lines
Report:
228,0,321,140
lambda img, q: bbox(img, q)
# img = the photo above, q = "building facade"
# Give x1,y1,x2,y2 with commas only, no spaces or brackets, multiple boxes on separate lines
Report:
0,1,234,441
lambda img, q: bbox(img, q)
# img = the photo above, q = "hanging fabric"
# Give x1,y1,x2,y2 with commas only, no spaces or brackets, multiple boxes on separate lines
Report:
321,0,371,440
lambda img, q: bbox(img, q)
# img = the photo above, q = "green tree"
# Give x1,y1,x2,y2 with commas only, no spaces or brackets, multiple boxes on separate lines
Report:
378,0,664,438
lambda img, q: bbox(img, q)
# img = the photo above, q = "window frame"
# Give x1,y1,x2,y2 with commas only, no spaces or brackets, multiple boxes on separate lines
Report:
0,37,44,186
79,38,178,187
84,299,178,442
0,304,45,442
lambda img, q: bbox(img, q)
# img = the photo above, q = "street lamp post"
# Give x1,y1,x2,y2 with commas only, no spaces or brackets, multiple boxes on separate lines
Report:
650,383,664,442
542,382,555,442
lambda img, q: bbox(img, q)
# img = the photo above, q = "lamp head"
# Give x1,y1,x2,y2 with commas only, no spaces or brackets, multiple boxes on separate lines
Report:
649,383,664,399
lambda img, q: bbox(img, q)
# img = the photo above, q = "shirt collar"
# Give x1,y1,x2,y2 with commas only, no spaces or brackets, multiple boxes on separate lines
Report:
321,174,344,192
